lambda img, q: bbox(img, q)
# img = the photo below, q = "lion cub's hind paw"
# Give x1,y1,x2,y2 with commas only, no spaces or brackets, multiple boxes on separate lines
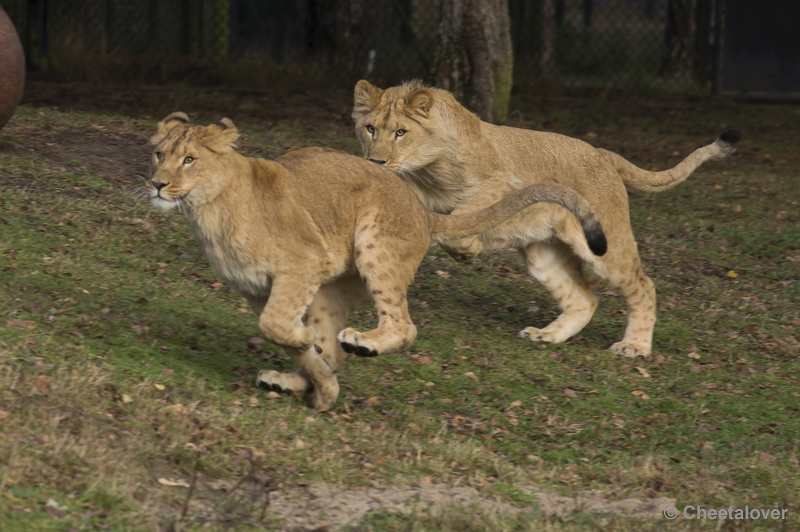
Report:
338,328,379,357
609,341,649,358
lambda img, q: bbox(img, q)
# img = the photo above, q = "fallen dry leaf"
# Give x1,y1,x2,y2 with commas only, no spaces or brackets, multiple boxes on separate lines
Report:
0,410,9,421
407,422,423,435
121,393,133,404
635,366,650,378
413,356,433,365
164,403,187,414
464,372,478,381
563,388,578,398
631,390,650,400
509,400,522,408
7,319,35,330
294,437,306,450
419,476,433,486
266,391,281,399
35,374,51,392
154,383,166,391
158,477,190,488
365,396,380,406
688,352,701,360
727,270,738,278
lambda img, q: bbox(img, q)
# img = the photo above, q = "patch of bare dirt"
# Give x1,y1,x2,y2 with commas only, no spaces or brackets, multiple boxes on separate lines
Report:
21,80,354,131
263,482,675,530
0,120,151,189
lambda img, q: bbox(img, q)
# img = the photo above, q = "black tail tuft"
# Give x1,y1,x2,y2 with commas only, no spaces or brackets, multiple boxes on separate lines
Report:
585,225,608,256
718,128,742,147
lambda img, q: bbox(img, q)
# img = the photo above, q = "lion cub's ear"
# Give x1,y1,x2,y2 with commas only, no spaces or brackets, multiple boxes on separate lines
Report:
405,88,433,117
353,80,383,115
200,118,240,153
150,112,190,145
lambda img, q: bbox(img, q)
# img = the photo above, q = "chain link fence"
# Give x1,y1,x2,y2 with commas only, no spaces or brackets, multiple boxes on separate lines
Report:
1,0,720,94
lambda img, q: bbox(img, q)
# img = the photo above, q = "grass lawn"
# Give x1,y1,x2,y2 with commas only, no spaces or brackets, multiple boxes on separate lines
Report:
1,83,798,531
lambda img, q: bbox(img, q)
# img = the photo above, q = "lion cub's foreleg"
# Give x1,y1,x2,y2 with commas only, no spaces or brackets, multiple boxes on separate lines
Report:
255,278,369,411
440,238,484,263
518,241,599,344
438,172,518,263
251,278,338,411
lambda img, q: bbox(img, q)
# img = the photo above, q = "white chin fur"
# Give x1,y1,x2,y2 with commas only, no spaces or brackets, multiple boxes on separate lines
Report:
150,196,179,210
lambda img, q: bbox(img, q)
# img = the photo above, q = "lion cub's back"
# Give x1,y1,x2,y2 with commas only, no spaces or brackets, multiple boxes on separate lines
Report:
277,147,422,206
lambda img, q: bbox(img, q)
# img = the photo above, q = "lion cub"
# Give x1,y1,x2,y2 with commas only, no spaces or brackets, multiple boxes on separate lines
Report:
146,112,607,410
353,80,741,358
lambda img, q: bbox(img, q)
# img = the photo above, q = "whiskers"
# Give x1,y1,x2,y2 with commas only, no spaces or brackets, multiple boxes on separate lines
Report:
130,185,151,208
175,194,189,216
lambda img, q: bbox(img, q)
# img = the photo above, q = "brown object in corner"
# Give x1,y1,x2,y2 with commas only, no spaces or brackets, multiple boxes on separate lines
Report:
0,7,25,131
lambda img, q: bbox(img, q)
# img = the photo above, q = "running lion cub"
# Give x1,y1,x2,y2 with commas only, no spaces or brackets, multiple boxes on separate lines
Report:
352,80,741,358
146,112,607,410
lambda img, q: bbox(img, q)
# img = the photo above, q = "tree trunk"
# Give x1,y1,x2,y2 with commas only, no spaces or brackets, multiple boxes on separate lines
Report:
435,0,513,124
305,0,364,73
661,0,697,81
540,0,556,80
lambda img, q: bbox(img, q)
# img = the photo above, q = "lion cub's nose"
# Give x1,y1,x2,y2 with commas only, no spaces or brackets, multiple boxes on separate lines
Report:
368,158,387,165
151,181,167,191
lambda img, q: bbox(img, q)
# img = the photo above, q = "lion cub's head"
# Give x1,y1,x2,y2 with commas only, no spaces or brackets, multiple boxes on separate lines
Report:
147,112,240,210
352,80,444,173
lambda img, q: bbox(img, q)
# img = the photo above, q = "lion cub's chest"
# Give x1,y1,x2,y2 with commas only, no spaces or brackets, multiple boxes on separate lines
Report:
192,223,273,298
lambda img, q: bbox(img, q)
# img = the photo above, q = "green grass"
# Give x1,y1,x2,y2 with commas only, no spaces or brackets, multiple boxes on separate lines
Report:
1,88,799,530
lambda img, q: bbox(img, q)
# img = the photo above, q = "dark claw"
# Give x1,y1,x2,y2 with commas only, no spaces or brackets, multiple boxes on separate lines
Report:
261,382,286,393
354,345,378,358
340,341,378,357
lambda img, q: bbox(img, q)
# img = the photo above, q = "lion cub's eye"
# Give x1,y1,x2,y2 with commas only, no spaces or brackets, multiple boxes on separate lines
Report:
155,151,164,161
395,129,406,138
183,156,195,165
366,125,375,135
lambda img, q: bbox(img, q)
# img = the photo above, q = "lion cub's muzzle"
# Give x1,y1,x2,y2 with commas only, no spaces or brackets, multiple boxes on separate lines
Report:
147,177,183,209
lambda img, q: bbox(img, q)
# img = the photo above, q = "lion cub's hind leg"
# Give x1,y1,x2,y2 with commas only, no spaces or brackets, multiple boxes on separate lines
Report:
519,241,599,344
602,252,656,358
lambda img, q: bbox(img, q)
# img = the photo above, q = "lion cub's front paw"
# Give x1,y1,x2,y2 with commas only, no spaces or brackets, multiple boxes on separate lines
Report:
256,369,310,394
337,328,379,357
609,341,649,358
441,237,483,263
518,327,565,344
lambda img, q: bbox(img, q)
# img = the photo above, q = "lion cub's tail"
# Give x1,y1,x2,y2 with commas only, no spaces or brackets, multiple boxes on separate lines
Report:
430,184,608,256
599,129,741,194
